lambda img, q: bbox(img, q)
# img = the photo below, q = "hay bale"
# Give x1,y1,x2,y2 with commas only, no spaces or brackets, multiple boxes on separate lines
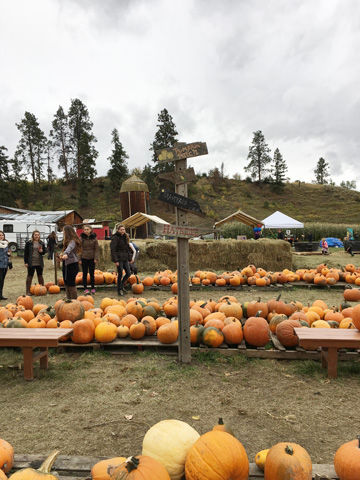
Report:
98,238,292,272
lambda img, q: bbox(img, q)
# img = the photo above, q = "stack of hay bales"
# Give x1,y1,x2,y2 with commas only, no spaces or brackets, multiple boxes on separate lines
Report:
98,238,292,272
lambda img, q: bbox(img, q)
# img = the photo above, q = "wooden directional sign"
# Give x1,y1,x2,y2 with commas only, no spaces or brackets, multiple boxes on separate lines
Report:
156,142,208,162
159,189,204,216
155,223,211,238
158,167,196,185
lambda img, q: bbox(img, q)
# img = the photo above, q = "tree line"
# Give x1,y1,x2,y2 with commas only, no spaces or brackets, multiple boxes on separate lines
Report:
0,104,356,210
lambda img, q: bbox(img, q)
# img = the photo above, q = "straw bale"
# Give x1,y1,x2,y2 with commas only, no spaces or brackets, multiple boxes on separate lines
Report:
98,238,292,272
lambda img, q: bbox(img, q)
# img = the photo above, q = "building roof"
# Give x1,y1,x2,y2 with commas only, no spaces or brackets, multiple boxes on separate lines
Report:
0,207,82,224
120,212,170,229
120,175,149,193
214,209,264,228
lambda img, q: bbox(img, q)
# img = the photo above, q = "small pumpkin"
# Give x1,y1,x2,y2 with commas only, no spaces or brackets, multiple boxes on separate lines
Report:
255,449,269,471
95,322,117,343
16,295,33,311
222,322,243,345
91,457,126,480
129,322,146,340
117,325,130,338
109,456,170,480
0,439,14,474
212,417,235,437
8,450,59,480
264,443,312,480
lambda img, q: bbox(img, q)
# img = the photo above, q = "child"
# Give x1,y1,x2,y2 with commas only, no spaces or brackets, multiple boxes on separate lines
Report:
321,238,329,255
60,225,81,299
80,225,100,294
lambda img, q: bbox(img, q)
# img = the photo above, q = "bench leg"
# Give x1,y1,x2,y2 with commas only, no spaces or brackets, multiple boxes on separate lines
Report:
327,347,338,378
22,347,34,381
39,347,48,370
321,348,328,369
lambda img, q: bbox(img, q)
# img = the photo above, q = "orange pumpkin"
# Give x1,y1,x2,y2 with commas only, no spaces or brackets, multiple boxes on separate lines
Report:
202,327,224,348
91,457,126,480
276,320,301,347
157,321,178,344
109,455,170,480
95,322,117,343
243,317,270,347
120,314,138,329
351,304,360,330
56,299,85,323
141,316,157,336
33,284,47,296
344,288,360,302
0,439,14,474
72,319,95,344
264,442,312,480
48,285,61,294
185,431,249,480
129,322,146,340
334,436,360,480
222,322,243,345
16,295,33,311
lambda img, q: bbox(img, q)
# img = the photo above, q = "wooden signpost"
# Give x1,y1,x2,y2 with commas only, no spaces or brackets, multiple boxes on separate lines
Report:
155,223,211,238
156,141,208,363
158,167,196,185
158,189,204,216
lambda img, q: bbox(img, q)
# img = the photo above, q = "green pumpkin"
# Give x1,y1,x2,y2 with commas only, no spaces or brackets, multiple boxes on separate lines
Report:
142,305,158,319
191,323,204,345
40,305,56,318
299,320,310,327
202,327,224,348
6,319,24,328
327,321,339,328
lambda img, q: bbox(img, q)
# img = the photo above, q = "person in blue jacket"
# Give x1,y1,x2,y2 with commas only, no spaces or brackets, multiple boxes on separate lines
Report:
0,230,11,300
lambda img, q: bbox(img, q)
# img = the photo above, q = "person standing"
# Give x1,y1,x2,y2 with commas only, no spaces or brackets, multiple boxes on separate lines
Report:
80,225,100,294
321,238,329,255
60,225,81,299
0,231,11,300
129,241,140,275
24,230,46,295
47,231,57,260
110,224,135,296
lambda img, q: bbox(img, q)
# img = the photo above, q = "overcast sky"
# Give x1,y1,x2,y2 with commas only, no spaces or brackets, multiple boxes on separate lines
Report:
1,0,360,185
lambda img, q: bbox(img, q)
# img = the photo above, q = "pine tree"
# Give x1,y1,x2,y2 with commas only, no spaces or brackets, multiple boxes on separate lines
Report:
0,146,9,181
244,130,271,182
45,140,55,183
107,128,129,190
314,157,330,184
272,148,288,185
15,112,47,185
50,106,71,181
68,99,98,206
150,108,178,175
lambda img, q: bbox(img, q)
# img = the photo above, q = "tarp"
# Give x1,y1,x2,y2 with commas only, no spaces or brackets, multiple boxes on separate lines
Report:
320,237,344,248
262,211,304,229
214,209,263,228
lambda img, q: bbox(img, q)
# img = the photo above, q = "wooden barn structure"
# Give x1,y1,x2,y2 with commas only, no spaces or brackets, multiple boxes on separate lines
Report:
120,175,150,238
0,206,83,231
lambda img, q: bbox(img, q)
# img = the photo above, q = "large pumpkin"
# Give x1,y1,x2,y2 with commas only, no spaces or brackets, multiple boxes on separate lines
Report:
185,431,249,480
222,322,243,345
56,300,85,323
202,327,224,348
16,295,33,311
95,322,117,343
109,456,170,480
334,436,360,480
72,319,94,344
276,320,301,347
344,288,360,302
243,317,270,347
264,442,312,479
91,457,126,480
142,419,199,480
0,439,14,474
157,322,178,344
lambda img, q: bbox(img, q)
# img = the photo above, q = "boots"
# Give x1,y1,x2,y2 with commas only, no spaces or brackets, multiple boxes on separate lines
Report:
26,276,32,295
65,286,71,300
68,286,78,299
38,274,44,286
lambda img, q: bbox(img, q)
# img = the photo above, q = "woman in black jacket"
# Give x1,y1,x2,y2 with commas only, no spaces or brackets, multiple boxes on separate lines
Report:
24,230,46,295
110,225,135,296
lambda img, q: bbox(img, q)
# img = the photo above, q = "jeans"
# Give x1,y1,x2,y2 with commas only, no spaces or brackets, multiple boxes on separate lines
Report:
0,268,7,296
27,266,43,277
117,261,131,291
82,258,95,289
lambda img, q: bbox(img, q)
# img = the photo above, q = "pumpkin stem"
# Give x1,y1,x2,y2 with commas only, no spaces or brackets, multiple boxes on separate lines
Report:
218,417,224,425
38,450,60,473
276,294,282,301
357,435,360,448
255,310,262,317
285,445,294,455
125,457,140,472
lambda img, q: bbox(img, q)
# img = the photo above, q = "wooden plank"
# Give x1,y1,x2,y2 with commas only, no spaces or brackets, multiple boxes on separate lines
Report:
156,141,208,162
158,167,196,184
12,456,339,479
159,189,204,217
155,223,211,238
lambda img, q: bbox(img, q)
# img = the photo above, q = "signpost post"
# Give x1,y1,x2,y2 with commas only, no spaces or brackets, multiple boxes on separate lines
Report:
156,141,208,363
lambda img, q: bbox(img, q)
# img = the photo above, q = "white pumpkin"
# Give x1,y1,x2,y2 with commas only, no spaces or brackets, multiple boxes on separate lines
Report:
142,419,200,480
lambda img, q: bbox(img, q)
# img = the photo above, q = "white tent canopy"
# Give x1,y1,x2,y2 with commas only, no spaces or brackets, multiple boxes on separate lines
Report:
262,211,304,229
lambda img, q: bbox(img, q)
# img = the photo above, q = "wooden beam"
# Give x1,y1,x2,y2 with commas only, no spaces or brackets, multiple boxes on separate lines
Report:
156,142,208,162
158,167,196,184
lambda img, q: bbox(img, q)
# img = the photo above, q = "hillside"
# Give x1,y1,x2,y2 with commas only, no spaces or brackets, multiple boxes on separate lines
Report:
8,177,360,226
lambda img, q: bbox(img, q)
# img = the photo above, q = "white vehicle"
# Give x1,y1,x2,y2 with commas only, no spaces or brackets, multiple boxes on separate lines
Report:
0,220,60,252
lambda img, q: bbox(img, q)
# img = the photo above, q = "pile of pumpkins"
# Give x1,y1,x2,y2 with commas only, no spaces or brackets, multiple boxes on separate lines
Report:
28,282,61,296
55,262,360,294
1,419,360,479
1,291,360,349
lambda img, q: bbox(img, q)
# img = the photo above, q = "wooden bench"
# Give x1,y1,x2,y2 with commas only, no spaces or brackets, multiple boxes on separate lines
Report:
0,328,73,380
12,453,339,479
295,328,360,378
